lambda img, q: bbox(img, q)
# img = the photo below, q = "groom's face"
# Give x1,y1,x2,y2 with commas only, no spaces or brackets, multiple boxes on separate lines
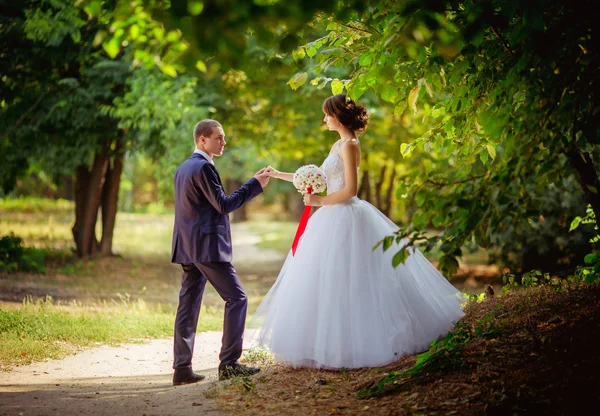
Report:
202,126,226,158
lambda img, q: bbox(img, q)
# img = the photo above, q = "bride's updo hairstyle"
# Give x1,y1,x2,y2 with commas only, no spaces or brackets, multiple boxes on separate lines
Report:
322,94,369,133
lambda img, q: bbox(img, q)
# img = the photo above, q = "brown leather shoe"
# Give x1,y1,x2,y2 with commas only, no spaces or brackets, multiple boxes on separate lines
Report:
173,368,206,386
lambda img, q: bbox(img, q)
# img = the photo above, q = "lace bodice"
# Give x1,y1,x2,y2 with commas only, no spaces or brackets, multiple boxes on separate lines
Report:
322,153,347,195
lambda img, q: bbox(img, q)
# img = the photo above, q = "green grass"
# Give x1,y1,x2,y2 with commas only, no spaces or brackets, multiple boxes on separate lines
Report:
246,220,297,254
0,296,222,368
0,198,174,258
0,196,73,214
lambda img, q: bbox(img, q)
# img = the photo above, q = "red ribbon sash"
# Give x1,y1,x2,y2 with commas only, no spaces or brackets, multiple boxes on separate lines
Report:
291,205,312,256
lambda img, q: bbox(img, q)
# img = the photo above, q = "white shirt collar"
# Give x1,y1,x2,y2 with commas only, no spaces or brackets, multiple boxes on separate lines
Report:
194,149,214,165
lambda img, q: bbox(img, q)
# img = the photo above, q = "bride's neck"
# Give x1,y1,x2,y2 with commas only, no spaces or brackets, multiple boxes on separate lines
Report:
337,127,355,141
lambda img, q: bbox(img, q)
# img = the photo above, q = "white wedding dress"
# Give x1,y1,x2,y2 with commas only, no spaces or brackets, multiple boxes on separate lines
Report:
249,151,466,369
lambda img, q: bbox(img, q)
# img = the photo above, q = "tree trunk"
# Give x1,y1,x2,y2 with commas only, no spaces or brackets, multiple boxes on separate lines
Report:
73,142,110,257
566,147,600,226
358,169,372,203
227,179,248,222
59,175,74,200
72,165,90,256
382,164,397,218
375,165,387,210
100,137,124,256
285,191,305,219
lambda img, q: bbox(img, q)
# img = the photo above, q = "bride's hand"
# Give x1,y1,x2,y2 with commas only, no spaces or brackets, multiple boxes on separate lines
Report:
265,166,280,178
303,194,323,206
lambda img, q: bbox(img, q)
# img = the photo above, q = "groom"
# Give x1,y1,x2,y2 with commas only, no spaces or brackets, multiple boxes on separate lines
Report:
171,119,269,385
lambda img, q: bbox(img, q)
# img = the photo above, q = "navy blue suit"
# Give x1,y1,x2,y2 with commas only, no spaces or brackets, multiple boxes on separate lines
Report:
171,152,263,370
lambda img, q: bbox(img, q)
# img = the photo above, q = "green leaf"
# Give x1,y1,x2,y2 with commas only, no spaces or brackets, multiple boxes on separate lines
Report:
102,37,121,58
408,86,420,113
347,80,369,100
195,60,207,73
382,235,394,252
392,249,407,268
292,48,306,61
160,63,178,77
306,45,317,58
396,182,407,199
166,31,180,43
130,24,140,40
331,78,344,95
394,102,407,116
372,240,383,251
381,85,398,103
584,253,598,264
424,81,434,98
288,72,308,90
359,53,372,66
317,78,331,89
187,1,204,16
480,150,488,164
569,216,581,232
412,210,429,229
400,143,414,157
439,255,459,276
432,215,444,227
486,144,497,160
83,0,103,16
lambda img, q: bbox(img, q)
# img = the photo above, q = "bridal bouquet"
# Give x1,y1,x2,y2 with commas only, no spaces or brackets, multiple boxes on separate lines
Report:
292,164,327,195
291,165,327,256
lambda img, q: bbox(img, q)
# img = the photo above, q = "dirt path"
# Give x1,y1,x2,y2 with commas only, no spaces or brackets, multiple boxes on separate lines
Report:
0,331,251,415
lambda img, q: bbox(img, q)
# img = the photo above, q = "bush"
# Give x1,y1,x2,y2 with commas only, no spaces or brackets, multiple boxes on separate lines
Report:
0,196,73,214
487,176,596,274
0,234,46,273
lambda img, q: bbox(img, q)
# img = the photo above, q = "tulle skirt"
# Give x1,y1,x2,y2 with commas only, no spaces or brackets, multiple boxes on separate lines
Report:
248,197,466,369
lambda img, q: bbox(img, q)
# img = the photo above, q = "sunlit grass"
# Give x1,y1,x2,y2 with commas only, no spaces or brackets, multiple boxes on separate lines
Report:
0,296,222,368
246,220,297,254
0,201,174,258
111,213,174,258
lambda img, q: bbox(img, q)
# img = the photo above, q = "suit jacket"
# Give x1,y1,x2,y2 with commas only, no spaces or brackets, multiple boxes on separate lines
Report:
171,153,263,264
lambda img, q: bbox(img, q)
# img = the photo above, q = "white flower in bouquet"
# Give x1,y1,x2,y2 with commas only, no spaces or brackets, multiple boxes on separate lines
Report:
293,164,327,195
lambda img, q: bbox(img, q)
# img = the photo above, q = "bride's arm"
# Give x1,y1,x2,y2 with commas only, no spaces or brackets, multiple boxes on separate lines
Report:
265,166,294,182
305,143,359,206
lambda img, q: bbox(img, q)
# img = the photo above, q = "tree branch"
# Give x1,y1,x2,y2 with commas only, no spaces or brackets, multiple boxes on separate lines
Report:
13,88,54,128
338,22,374,35
490,25,514,58
426,173,488,187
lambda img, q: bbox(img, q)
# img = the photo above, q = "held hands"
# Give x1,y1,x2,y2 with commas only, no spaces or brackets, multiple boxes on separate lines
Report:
303,194,323,206
264,166,280,178
253,168,270,188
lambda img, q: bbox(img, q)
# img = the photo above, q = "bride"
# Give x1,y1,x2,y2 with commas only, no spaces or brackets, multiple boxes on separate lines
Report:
251,94,465,369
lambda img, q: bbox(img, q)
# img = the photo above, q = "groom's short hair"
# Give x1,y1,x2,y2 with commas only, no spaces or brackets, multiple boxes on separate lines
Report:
194,119,222,144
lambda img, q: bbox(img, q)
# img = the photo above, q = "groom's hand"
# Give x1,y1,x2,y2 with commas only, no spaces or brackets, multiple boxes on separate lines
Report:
254,168,270,188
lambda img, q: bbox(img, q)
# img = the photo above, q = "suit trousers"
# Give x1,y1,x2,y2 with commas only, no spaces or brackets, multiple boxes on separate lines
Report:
173,262,247,369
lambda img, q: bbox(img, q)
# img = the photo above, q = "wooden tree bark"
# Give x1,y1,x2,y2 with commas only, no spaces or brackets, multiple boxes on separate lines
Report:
59,175,74,200
382,164,397,218
358,169,372,203
227,179,248,222
100,137,124,256
72,142,109,257
72,165,90,256
375,165,387,209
